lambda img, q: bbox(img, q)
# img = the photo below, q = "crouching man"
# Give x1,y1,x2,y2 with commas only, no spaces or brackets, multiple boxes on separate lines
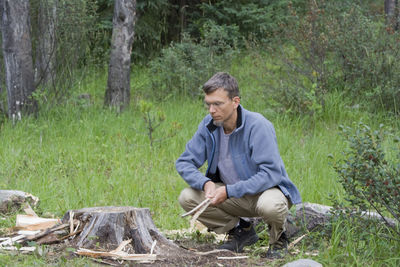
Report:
176,72,301,258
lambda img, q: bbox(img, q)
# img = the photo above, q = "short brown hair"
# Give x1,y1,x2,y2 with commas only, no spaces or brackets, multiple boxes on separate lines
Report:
202,72,240,99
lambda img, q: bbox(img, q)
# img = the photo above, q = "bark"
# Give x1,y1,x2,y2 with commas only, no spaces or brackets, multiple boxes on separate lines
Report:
0,0,37,120
34,0,57,87
104,0,136,112
62,206,182,256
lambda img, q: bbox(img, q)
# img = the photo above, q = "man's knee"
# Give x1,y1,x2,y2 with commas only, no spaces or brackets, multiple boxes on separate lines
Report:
255,190,288,224
178,187,200,211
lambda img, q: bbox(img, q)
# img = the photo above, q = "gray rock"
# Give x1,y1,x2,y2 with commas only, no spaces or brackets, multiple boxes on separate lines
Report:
283,259,322,267
0,190,39,213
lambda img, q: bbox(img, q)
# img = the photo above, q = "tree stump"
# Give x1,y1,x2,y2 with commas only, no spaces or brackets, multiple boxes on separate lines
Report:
62,206,181,256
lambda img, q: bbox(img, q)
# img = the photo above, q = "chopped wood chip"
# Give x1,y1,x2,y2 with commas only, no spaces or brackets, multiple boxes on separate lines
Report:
17,230,41,236
69,211,74,235
0,235,25,246
23,203,38,217
150,240,157,255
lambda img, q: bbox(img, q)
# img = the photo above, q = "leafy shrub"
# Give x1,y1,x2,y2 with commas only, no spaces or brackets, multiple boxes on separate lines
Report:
332,123,400,237
149,25,238,99
275,1,400,115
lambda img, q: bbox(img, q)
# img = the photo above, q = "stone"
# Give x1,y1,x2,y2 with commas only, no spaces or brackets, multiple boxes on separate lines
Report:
283,258,322,267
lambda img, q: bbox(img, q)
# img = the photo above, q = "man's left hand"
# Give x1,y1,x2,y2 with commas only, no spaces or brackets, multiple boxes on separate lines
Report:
210,186,227,205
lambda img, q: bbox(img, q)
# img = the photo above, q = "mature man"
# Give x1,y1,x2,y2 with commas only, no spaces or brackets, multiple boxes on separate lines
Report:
176,72,301,258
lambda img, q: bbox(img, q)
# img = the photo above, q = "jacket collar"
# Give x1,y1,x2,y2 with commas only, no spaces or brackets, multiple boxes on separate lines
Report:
206,105,243,133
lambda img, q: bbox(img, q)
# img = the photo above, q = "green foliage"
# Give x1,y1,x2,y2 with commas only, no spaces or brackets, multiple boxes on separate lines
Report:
333,123,400,236
29,0,98,105
139,100,182,147
276,0,400,115
149,28,237,99
193,0,306,44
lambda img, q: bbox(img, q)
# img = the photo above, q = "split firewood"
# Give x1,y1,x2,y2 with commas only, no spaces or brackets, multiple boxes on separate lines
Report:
15,214,61,231
23,203,38,217
21,223,70,243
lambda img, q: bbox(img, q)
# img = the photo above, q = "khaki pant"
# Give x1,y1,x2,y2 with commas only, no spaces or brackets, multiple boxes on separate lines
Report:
178,183,290,245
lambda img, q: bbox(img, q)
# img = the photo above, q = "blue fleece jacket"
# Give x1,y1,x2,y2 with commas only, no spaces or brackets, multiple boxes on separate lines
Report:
176,105,302,205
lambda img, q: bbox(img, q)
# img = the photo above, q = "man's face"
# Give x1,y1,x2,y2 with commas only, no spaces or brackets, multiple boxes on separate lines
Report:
204,88,240,127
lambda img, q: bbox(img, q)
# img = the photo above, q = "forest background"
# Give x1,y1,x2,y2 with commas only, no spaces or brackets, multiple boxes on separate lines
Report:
0,0,399,266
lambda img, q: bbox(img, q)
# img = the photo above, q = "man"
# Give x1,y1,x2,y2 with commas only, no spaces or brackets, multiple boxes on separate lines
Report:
176,72,301,258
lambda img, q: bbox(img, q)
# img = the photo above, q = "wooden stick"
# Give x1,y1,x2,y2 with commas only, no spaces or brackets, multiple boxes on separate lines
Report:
288,234,307,250
217,256,249,260
189,200,211,231
181,198,211,217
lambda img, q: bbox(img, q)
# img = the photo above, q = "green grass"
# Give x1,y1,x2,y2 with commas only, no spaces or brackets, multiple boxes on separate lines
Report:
1,59,399,266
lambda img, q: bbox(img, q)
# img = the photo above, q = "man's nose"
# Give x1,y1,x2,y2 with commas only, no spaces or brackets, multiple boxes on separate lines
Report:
209,105,216,113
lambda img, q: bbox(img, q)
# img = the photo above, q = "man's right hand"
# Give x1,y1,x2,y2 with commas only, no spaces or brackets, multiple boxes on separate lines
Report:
204,181,216,199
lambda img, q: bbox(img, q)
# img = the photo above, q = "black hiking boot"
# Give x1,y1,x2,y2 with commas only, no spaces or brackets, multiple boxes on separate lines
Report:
265,231,289,259
218,225,259,253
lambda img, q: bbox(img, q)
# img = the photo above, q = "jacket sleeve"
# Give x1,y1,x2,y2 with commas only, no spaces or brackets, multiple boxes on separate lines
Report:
176,120,211,191
226,119,284,198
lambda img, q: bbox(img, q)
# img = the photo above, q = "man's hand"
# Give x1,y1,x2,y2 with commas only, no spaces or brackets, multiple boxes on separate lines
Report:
204,181,227,205
211,186,227,205
204,181,216,199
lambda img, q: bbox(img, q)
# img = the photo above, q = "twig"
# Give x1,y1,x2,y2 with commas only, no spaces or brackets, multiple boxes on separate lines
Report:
181,198,211,217
217,256,249,260
288,234,307,250
189,200,211,231
195,249,231,255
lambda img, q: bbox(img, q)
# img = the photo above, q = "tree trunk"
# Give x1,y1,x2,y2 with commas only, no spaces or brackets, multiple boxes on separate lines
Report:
104,0,136,112
385,0,399,30
62,206,182,256
0,0,37,120
34,0,57,87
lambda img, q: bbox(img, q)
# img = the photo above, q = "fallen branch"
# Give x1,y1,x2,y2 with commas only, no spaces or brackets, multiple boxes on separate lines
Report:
217,256,249,260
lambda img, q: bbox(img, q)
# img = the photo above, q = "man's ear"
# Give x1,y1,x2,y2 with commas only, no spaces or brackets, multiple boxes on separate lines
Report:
233,96,240,108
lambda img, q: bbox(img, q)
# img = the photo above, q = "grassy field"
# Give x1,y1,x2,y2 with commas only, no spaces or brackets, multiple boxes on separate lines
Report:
0,60,399,266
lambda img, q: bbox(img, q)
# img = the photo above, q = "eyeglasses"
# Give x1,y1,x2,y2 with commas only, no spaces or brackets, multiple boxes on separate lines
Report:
204,101,226,110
